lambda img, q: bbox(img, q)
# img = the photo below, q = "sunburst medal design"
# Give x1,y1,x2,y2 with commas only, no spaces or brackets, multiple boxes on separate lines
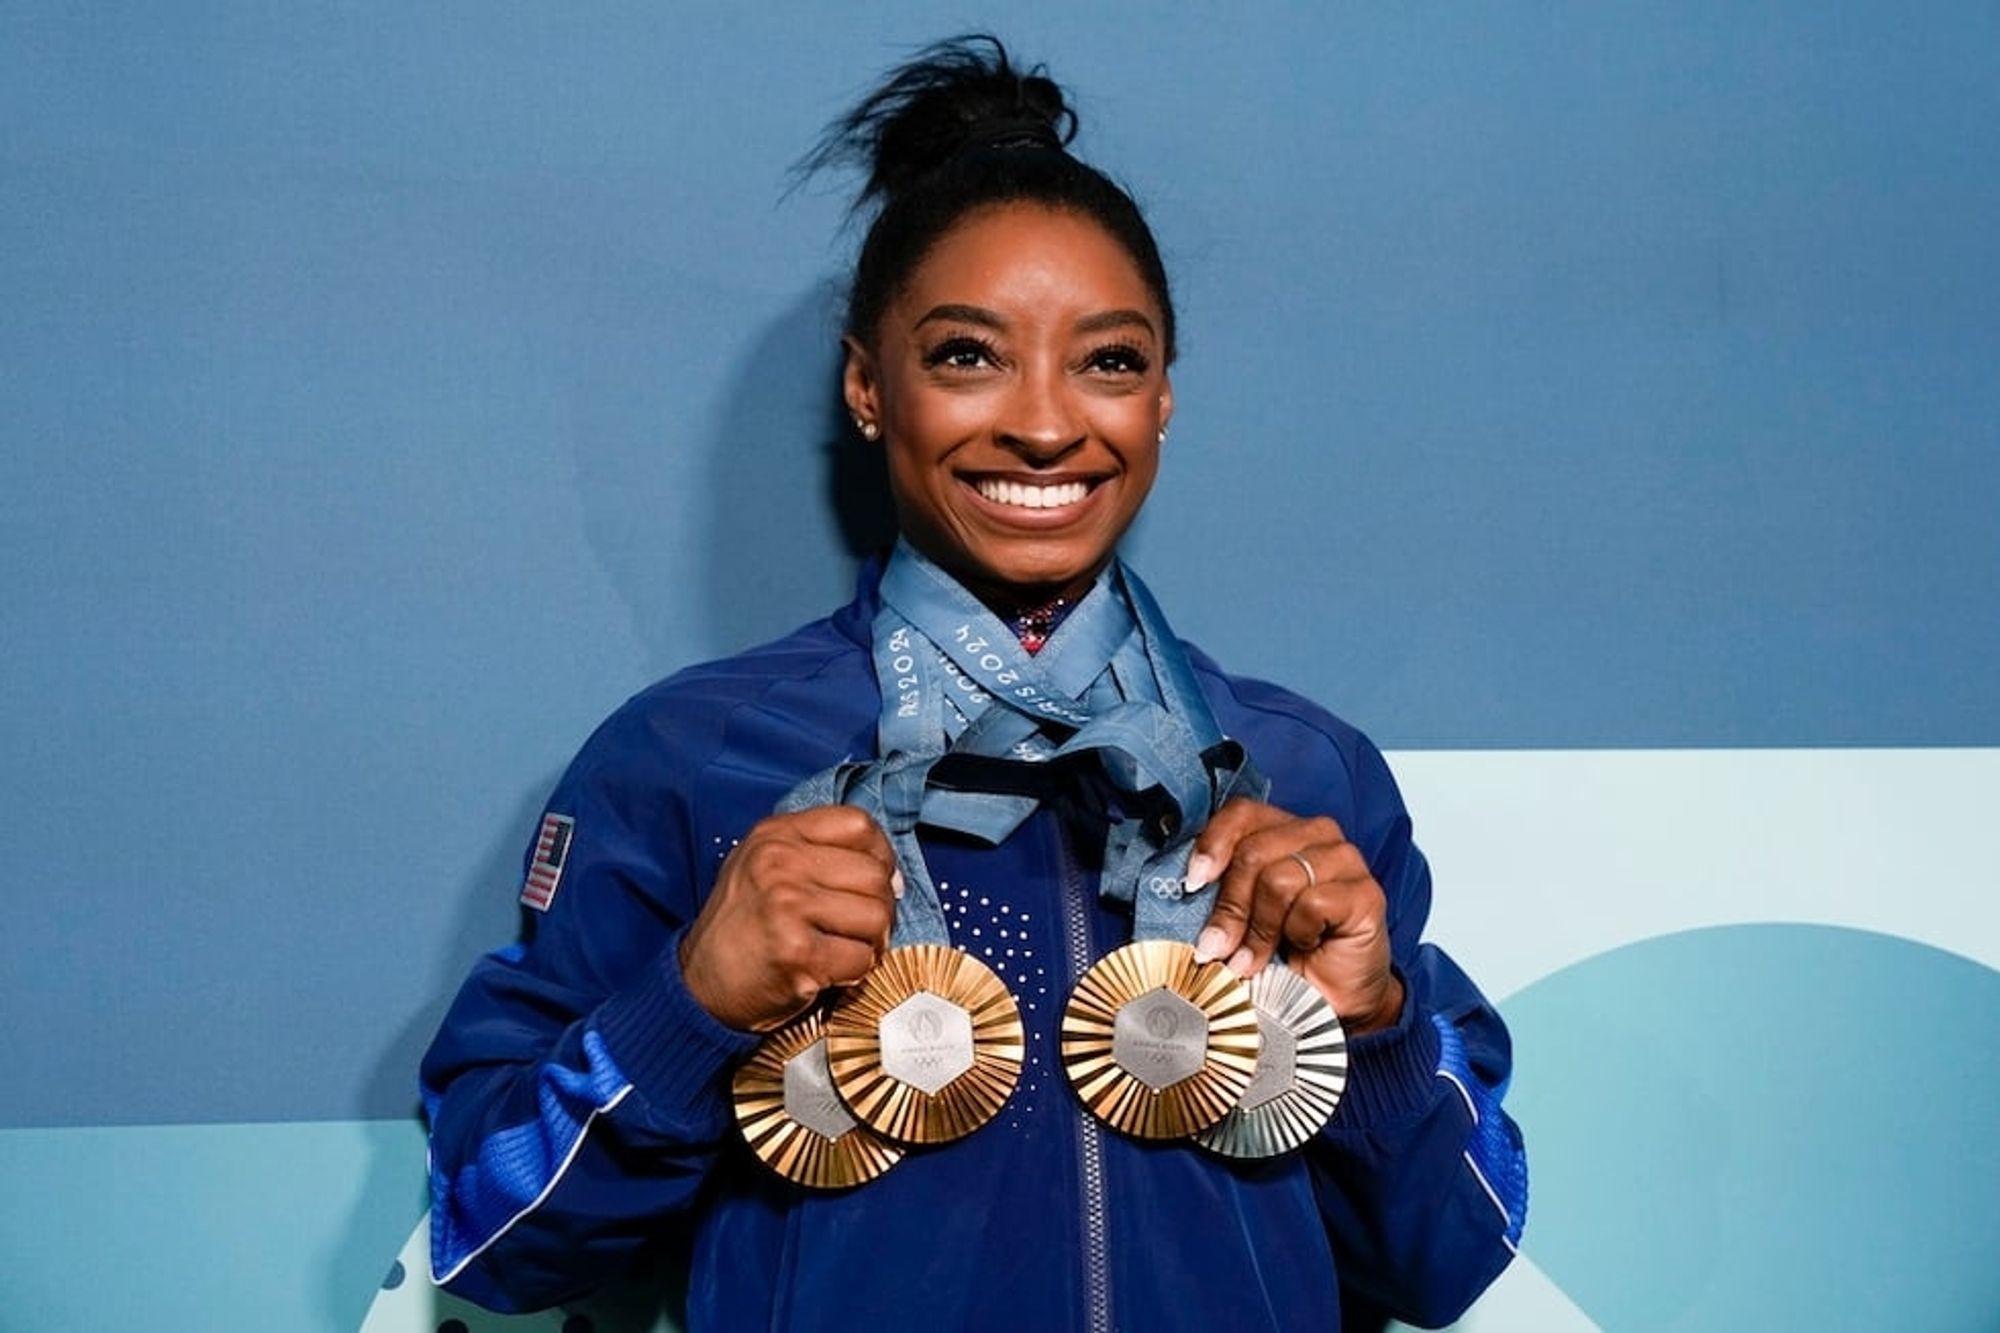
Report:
1195,963,1347,1158
734,1008,904,1189
1059,939,1261,1139
824,944,1025,1144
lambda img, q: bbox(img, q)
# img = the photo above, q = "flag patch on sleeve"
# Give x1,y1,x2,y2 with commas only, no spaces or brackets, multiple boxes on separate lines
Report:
520,813,575,912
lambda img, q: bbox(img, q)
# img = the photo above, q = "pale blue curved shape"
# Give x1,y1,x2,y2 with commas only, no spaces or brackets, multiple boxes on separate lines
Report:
0,1118,678,1331
0,1119,427,1332
1503,923,2000,1330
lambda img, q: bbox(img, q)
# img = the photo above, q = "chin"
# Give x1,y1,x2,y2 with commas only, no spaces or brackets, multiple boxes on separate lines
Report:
964,547,1112,606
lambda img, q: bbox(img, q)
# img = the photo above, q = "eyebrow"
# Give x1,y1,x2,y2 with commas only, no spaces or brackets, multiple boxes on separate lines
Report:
914,304,1158,340
915,304,1007,332
1074,308,1158,339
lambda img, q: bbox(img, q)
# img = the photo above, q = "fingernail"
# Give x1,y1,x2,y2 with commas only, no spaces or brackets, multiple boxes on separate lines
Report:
890,868,906,899
1186,852,1216,889
1193,926,1229,963
1227,946,1255,978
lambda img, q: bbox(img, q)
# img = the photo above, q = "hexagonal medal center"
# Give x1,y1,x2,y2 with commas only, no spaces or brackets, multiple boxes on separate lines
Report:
1112,987,1209,1090
782,1037,858,1140
878,991,975,1094
1238,1008,1298,1112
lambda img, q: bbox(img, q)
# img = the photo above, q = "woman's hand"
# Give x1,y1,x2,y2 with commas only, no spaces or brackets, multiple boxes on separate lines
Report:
678,806,900,1033
1189,798,1404,1036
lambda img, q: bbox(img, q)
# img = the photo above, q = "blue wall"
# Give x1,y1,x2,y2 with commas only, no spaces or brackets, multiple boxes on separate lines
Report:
3,5,1996,1330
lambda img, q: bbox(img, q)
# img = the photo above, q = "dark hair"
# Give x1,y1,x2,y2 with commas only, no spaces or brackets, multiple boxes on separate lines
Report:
805,35,1177,362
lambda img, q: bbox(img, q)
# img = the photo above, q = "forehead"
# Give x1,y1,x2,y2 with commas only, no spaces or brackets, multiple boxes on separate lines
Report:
891,203,1160,323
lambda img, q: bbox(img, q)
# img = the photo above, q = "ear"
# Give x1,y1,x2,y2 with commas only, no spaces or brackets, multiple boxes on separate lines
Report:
842,335,881,439
1158,375,1174,439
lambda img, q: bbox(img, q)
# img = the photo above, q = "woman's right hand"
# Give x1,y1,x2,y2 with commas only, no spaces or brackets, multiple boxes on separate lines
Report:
677,806,900,1032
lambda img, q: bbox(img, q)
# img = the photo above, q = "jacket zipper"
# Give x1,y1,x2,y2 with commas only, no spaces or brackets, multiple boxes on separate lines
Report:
1058,831,1113,1333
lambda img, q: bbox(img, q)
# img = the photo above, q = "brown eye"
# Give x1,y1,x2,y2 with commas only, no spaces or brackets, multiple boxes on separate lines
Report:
1085,343,1151,376
922,336,1000,370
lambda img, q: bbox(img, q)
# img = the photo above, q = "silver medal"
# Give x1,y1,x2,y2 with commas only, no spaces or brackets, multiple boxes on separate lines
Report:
1195,964,1347,1159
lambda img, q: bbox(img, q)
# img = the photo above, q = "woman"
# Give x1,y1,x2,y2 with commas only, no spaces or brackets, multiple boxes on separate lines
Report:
423,37,1524,1332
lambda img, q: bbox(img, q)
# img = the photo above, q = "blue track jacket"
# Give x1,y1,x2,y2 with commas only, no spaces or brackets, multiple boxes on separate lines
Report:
421,560,1527,1331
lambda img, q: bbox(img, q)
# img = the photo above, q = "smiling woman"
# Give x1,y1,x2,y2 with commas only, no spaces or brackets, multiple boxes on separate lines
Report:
419,34,1525,1333
845,205,1170,608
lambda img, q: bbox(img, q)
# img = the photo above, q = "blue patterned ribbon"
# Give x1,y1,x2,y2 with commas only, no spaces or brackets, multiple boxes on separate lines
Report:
779,542,1265,946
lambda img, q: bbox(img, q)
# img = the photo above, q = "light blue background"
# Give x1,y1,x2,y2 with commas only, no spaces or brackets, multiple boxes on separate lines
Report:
3,4,1996,1329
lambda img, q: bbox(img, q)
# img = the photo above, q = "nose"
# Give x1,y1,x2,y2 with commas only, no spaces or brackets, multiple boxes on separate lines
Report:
995,361,1084,465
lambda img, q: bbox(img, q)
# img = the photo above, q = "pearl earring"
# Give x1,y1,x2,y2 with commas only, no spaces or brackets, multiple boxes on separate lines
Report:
854,417,880,441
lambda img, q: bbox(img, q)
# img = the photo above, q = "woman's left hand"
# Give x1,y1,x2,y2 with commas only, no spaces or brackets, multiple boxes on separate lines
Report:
1189,798,1405,1036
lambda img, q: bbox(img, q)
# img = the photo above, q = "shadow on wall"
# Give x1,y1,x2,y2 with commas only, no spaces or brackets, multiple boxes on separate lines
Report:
560,273,895,672
333,280,900,1330
694,281,896,657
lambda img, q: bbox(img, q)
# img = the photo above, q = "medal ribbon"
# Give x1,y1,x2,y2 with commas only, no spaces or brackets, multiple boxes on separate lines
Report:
779,542,1266,946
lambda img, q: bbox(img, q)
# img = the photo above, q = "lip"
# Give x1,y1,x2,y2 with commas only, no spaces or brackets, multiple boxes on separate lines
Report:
956,472,1112,528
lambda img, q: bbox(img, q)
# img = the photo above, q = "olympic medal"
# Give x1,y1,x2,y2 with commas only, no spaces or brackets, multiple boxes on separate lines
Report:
1195,963,1347,1159
824,944,1025,1144
1059,939,1261,1140
733,1009,904,1189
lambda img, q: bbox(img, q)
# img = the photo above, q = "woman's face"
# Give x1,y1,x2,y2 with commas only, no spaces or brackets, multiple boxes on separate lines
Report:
844,203,1173,609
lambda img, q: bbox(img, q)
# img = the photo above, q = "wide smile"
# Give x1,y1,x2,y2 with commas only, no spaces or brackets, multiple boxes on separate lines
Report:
960,474,1108,526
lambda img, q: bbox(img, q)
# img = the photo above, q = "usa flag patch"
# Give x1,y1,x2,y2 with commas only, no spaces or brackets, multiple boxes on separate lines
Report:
520,813,575,912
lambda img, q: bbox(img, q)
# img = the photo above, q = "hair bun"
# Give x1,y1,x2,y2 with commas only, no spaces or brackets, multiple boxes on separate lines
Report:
811,32,1177,361
807,34,1078,210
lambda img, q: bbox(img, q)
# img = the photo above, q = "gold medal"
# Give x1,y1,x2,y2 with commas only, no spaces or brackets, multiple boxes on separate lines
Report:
1195,963,1347,1159
824,944,1025,1144
733,1009,904,1189
1060,939,1261,1140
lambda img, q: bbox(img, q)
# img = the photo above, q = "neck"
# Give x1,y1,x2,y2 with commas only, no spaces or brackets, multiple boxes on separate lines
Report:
921,559,1108,625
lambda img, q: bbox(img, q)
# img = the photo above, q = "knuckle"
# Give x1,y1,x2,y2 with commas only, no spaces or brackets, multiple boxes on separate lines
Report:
1330,842,1370,879
1249,866,1296,905
1232,835,1275,870
743,839,792,881
1285,912,1327,948
1299,885,1341,926
839,807,884,847
1305,816,1343,844
764,881,807,920
772,921,815,969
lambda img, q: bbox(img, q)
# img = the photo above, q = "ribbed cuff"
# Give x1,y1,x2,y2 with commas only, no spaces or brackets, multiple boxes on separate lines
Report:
1330,982,1443,1132
592,929,762,1134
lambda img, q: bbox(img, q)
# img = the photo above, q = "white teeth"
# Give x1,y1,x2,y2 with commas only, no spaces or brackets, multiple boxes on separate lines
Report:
975,479,1090,510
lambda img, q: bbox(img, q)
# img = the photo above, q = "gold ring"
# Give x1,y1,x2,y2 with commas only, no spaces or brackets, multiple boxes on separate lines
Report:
1288,850,1317,889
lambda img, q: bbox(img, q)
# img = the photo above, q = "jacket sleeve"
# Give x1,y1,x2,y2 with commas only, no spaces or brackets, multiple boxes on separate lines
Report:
1306,736,1528,1330
419,710,761,1314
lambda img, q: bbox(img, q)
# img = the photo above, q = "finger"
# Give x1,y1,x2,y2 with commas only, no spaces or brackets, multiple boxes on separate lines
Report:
811,932,884,991
797,877,896,951
1186,797,1279,893
1281,873,1396,1029
1230,825,1328,975
785,805,904,898
1278,868,1379,955
796,843,901,903
737,836,892,908
786,805,897,863
1191,800,1292,964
